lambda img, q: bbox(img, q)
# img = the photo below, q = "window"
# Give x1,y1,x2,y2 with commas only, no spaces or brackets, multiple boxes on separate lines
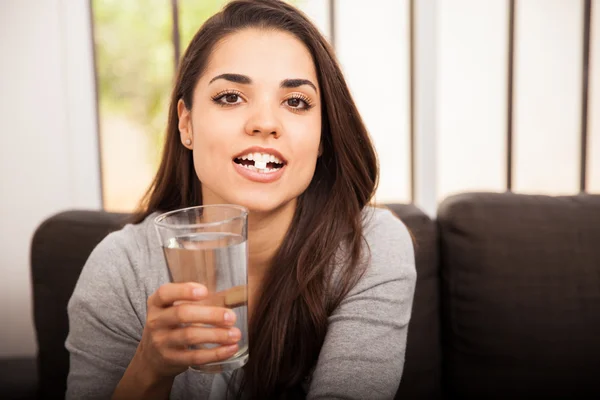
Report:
92,0,598,214
92,0,228,212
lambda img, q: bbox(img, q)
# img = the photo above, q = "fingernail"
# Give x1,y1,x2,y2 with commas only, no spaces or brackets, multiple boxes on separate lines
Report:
228,328,241,339
224,311,234,322
192,287,206,298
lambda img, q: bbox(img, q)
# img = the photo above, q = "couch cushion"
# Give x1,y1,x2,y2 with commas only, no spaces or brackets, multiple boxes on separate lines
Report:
438,193,600,399
387,204,442,399
31,210,128,398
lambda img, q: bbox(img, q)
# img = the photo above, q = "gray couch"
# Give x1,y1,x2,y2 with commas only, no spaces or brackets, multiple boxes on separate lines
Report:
2,192,600,399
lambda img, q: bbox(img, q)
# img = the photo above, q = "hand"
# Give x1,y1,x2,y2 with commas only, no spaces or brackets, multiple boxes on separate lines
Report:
134,282,242,379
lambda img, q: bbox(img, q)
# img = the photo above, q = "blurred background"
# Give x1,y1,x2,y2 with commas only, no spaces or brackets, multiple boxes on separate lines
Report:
0,0,598,362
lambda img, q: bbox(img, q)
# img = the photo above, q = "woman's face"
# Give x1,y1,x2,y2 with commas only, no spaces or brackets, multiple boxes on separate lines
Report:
178,28,322,214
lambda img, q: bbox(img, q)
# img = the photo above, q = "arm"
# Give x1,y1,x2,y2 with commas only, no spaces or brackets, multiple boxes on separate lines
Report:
66,230,241,400
307,212,417,400
111,350,174,400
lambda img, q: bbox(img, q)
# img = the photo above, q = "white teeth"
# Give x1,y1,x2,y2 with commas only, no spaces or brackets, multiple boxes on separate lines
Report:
236,152,284,164
254,161,267,169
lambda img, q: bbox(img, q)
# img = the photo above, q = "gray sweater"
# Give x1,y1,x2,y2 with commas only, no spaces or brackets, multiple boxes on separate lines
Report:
65,206,416,399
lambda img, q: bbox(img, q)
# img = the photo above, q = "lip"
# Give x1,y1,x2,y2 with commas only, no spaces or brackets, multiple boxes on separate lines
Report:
233,146,288,164
233,161,286,183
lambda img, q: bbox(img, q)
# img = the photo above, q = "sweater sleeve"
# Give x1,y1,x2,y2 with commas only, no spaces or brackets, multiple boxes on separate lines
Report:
307,209,417,400
65,230,146,400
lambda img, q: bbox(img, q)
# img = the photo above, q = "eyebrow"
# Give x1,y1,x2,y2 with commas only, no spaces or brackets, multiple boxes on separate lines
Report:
209,73,251,85
281,79,317,93
208,73,318,93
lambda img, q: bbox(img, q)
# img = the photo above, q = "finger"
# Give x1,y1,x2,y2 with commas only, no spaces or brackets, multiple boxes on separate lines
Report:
181,344,241,366
149,283,208,308
167,326,242,348
160,303,237,327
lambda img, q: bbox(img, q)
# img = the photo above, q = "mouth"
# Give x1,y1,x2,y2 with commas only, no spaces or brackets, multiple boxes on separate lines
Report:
233,150,286,174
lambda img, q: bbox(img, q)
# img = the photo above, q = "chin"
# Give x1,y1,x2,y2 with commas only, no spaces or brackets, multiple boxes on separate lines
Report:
227,191,294,215
238,198,286,214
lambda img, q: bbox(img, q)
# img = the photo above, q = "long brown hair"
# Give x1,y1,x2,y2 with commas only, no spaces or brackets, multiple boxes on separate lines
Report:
134,0,379,397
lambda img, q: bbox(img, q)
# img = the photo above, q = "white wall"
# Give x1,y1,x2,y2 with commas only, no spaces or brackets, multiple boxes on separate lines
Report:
413,0,439,216
437,0,508,201
435,0,591,199
335,0,412,205
0,0,101,357
513,0,583,194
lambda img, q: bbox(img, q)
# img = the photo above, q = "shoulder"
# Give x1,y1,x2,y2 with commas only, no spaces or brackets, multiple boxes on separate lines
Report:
362,206,414,250
353,206,416,292
83,213,159,273
361,206,415,265
100,212,160,255
72,212,167,302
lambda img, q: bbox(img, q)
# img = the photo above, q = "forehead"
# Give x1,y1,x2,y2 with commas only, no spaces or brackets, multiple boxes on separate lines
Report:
202,28,318,85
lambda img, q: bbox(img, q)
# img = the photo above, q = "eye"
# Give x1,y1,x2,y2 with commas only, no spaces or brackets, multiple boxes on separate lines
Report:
212,91,244,106
284,95,313,111
287,98,303,108
223,93,240,104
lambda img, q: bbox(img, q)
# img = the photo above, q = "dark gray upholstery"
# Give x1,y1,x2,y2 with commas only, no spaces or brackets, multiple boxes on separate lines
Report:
0,358,37,400
388,204,442,399
438,193,600,399
31,211,129,399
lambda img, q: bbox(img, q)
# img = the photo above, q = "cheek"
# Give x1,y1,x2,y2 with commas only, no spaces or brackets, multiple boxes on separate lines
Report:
287,118,321,181
191,112,239,180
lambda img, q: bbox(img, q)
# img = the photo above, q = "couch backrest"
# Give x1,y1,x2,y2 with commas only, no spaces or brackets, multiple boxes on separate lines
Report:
437,193,600,398
30,205,441,399
388,204,442,399
31,211,129,398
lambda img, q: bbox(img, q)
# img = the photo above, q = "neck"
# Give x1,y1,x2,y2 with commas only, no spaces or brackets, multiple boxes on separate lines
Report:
199,186,297,281
247,200,296,280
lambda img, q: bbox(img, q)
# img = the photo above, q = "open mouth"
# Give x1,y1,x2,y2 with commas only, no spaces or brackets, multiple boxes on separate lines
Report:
233,152,286,173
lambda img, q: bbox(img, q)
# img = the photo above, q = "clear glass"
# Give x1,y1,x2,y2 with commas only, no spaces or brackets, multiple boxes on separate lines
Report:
154,205,249,373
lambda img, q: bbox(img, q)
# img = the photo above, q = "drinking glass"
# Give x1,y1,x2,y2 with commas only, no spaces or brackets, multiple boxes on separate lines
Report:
154,205,249,373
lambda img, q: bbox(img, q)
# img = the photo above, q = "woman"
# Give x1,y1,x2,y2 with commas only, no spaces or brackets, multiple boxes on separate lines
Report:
66,1,416,399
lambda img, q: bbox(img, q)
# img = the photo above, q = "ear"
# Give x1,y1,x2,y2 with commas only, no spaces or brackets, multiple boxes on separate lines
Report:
178,99,192,148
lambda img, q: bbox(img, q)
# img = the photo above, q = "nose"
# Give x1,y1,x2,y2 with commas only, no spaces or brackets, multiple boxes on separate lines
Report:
244,101,282,138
